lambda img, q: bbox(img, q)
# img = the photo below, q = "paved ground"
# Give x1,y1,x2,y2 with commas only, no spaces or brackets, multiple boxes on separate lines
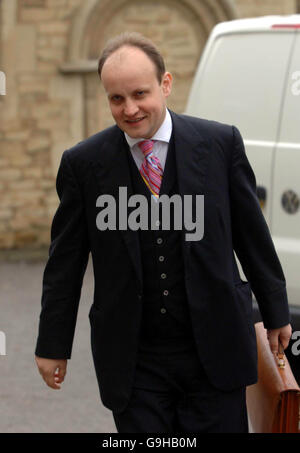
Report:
0,257,117,433
2,256,299,433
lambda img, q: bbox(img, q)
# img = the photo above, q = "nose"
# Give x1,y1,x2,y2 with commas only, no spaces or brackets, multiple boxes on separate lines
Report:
124,99,139,117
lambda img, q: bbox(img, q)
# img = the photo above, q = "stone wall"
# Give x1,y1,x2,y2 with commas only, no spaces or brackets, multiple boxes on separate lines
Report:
235,0,296,17
0,0,83,251
0,0,297,253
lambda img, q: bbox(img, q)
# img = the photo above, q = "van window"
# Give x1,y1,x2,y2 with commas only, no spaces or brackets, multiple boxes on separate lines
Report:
186,33,294,141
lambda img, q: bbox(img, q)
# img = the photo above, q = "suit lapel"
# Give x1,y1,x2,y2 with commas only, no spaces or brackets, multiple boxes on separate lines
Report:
170,111,211,253
170,111,211,196
91,128,143,290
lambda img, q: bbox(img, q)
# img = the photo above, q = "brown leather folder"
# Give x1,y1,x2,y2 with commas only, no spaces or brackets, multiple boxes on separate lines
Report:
246,322,300,433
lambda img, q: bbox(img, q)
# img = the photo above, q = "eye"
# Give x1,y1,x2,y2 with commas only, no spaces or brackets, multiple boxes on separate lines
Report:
110,95,122,103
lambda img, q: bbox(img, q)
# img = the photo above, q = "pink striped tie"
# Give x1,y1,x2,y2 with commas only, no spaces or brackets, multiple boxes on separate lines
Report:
138,140,163,198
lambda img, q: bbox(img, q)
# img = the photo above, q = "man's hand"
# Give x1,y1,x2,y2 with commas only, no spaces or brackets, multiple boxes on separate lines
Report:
35,356,67,390
267,323,292,354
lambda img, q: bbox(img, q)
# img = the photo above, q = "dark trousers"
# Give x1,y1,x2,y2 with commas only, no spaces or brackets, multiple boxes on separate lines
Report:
113,344,249,433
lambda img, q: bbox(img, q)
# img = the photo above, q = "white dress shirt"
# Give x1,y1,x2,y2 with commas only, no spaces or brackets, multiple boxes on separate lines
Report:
125,109,173,171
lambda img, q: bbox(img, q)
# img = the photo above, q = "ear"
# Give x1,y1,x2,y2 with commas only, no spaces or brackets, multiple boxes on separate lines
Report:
161,72,173,97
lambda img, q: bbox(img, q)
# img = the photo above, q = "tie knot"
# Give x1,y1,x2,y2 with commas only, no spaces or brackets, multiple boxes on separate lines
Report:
138,140,154,157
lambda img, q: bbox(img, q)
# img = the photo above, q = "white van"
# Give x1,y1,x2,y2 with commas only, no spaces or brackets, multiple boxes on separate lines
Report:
185,15,300,329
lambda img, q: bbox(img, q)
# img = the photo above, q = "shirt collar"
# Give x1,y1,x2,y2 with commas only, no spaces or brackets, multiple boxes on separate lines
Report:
125,109,172,149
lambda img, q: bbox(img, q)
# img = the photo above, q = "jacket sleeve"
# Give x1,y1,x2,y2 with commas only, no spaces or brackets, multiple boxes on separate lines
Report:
229,125,290,329
35,150,90,359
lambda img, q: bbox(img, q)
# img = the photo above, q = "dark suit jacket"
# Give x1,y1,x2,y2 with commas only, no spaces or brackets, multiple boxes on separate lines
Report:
35,111,290,413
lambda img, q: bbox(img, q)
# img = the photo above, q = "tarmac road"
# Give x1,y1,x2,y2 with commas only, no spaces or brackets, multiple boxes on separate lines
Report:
2,255,280,434
0,257,117,433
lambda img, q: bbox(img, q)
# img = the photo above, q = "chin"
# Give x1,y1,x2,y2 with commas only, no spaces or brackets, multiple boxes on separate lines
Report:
125,130,144,139
122,120,152,139
125,127,150,139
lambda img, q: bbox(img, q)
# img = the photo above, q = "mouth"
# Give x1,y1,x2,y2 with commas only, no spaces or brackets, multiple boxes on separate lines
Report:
125,117,146,125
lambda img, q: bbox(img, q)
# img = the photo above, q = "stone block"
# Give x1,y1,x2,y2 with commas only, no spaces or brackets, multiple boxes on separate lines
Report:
15,189,44,201
0,119,22,133
47,0,68,7
4,129,31,141
13,231,38,247
0,141,24,156
8,207,35,227
19,0,46,7
0,169,22,181
2,0,17,40
38,21,69,35
50,36,67,48
10,180,37,191
36,61,58,74
0,158,9,167
18,75,48,95
39,229,51,246
27,135,50,153
19,8,56,22
23,167,43,179
15,25,37,71
37,46,65,63
9,154,32,167
235,0,296,17
39,179,56,189
0,209,13,220
0,232,15,249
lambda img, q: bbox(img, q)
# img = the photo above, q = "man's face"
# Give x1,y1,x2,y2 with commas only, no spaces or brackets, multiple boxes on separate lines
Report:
101,46,172,139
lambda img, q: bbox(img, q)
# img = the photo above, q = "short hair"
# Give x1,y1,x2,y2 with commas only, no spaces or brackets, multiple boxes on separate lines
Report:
98,32,166,83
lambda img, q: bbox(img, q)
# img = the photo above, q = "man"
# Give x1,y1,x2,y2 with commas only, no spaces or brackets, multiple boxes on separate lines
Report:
35,32,291,433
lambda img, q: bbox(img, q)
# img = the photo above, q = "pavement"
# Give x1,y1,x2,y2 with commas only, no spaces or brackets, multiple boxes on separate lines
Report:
0,257,117,433
3,255,298,434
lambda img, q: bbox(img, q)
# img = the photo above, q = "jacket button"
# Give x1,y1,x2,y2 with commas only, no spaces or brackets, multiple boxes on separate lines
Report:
160,308,167,314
